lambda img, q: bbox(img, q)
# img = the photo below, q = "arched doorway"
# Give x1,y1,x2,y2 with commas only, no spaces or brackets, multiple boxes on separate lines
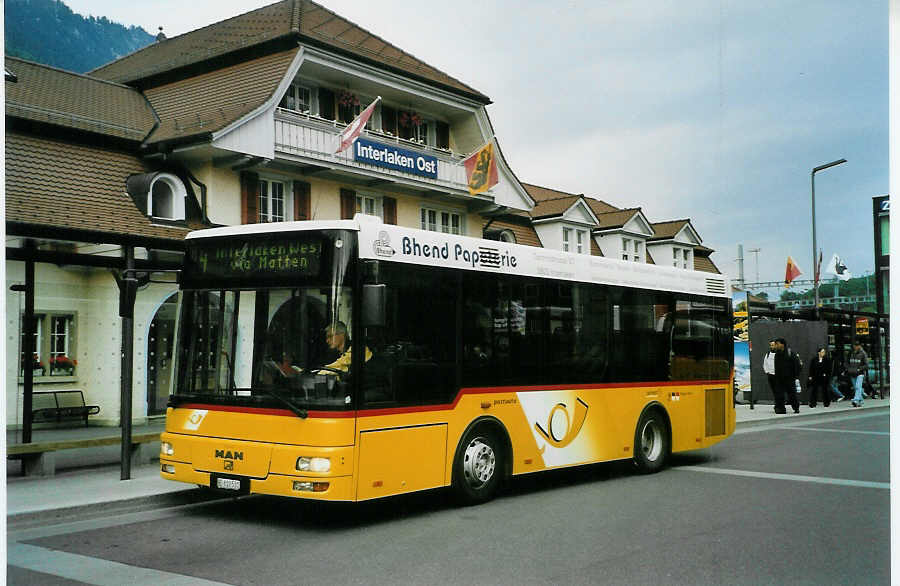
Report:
147,293,178,416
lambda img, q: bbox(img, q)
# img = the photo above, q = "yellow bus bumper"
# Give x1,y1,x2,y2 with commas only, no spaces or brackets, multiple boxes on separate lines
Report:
159,459,356,501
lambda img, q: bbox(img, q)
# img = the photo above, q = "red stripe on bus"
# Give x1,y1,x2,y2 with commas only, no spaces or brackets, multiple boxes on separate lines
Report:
177,403,355,418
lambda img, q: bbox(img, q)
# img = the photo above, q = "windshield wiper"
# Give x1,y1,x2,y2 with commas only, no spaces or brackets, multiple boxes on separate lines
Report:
259,385,308,419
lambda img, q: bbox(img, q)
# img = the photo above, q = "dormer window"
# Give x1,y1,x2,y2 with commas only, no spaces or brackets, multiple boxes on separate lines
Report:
128,172,186,221
673,247,693,269
623,238,643,262
563,227,588,254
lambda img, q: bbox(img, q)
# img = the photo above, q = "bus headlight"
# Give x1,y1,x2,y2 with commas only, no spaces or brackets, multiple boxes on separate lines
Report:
296,457,331,473
161,442,174,456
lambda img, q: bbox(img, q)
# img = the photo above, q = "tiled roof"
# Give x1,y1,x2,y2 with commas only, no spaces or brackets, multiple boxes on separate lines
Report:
530,195,582,220
521,182,581,202
693,255,720,274
89,0,488,102
583,197,619,216
649,219,690,240
481,218,542,248
594,208,642,230
5,57,157,142
143,48,298,144
6,132,190,242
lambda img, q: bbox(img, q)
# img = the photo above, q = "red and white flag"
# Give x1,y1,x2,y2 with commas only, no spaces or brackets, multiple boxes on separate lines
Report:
784,256,803,287
335,96,380,154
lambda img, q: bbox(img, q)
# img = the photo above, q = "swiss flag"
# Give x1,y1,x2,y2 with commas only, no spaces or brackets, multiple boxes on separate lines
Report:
335,97,380,154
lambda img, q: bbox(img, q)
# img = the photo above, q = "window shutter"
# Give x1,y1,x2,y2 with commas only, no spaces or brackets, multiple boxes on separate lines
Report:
340,188,356,219
383,197,397,225
436,121,449,149
241,171,260,224
293,181,311,220
318,87,335,120
381,105,397,135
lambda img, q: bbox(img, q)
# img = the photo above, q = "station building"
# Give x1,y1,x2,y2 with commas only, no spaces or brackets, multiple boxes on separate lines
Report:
5,0,720,430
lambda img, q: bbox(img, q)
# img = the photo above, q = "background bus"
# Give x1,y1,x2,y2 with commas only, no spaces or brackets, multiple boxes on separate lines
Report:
160,216,734,503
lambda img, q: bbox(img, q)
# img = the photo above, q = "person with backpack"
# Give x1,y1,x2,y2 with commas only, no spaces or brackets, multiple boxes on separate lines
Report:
773,338,801,414
845,341,869,407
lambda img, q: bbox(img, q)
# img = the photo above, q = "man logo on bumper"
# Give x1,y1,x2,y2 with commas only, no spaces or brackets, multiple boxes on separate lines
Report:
215,449,243,470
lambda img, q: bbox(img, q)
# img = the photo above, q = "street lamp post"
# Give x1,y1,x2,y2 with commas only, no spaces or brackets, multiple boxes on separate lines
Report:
748,247,761,283
811,158,847,316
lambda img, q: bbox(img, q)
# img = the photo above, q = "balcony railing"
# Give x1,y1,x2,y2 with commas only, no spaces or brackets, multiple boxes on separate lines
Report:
274,109,470,191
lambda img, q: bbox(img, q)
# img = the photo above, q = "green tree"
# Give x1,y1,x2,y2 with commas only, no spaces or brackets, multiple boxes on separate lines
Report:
5,0,154,73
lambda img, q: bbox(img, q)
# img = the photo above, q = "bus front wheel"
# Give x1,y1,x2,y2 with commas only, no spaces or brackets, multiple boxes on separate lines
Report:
453,426,504,505
633,409,670,474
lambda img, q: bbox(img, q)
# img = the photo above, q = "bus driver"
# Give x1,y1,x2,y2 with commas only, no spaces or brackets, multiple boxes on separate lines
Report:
319,321,372,374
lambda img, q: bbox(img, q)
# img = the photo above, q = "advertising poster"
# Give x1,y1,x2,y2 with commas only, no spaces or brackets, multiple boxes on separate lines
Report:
732,291,751,398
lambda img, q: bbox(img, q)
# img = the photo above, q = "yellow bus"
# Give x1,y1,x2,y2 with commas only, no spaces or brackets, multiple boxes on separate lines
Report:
160,215,734,504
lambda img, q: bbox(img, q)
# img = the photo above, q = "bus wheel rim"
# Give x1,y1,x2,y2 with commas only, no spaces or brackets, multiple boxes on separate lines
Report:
641,420,662,461
463,438,495,488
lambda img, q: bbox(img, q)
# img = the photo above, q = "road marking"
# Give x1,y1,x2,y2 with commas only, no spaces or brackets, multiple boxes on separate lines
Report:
676,466,890,490
786,427,889,436
9,542,233,586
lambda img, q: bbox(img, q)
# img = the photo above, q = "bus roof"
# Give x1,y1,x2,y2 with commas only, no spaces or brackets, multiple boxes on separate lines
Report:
184,215,730,298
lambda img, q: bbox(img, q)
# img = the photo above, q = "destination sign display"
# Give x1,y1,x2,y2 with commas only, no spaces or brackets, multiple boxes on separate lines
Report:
187,238,323,281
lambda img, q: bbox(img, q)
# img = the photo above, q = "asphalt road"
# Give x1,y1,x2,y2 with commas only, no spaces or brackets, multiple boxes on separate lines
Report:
8,411,890,585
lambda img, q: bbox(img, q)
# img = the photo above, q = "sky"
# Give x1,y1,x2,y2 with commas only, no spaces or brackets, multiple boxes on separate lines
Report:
64,0,890,295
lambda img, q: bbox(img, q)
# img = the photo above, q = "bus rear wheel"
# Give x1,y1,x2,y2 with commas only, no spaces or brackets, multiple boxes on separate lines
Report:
633,409,670,474
453,426,504,505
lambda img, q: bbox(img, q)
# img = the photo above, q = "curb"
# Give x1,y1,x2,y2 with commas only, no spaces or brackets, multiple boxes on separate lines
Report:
735,403,889,429
7,487,223,530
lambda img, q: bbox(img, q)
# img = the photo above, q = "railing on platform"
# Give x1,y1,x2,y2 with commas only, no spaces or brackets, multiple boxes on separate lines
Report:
273,109,469,191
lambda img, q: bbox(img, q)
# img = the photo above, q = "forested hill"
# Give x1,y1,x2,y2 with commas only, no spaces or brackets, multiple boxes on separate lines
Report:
5,0,155,74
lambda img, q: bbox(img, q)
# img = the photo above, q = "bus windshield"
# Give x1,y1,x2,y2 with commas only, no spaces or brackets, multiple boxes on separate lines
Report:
172,230,357,412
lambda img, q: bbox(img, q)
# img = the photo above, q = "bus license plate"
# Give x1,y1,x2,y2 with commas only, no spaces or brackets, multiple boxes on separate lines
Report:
216,477,241,491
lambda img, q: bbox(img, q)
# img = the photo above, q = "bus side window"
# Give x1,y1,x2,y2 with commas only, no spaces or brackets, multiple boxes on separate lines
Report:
364,265,457,407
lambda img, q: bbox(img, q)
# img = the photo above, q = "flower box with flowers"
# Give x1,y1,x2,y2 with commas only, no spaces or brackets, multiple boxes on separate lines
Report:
49,356,77,376
23,353,45,377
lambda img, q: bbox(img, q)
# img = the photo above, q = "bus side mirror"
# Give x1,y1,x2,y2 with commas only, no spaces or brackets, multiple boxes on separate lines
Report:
362,284,385,327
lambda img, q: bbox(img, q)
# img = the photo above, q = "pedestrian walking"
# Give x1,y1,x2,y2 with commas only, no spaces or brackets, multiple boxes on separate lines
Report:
773,338,801,414
763,339,777,398
845,341,869,407
807,347,832,407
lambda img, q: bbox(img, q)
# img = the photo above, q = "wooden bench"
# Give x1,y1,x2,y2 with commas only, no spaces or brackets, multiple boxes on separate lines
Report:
31,390,100,427
7,432,161,477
